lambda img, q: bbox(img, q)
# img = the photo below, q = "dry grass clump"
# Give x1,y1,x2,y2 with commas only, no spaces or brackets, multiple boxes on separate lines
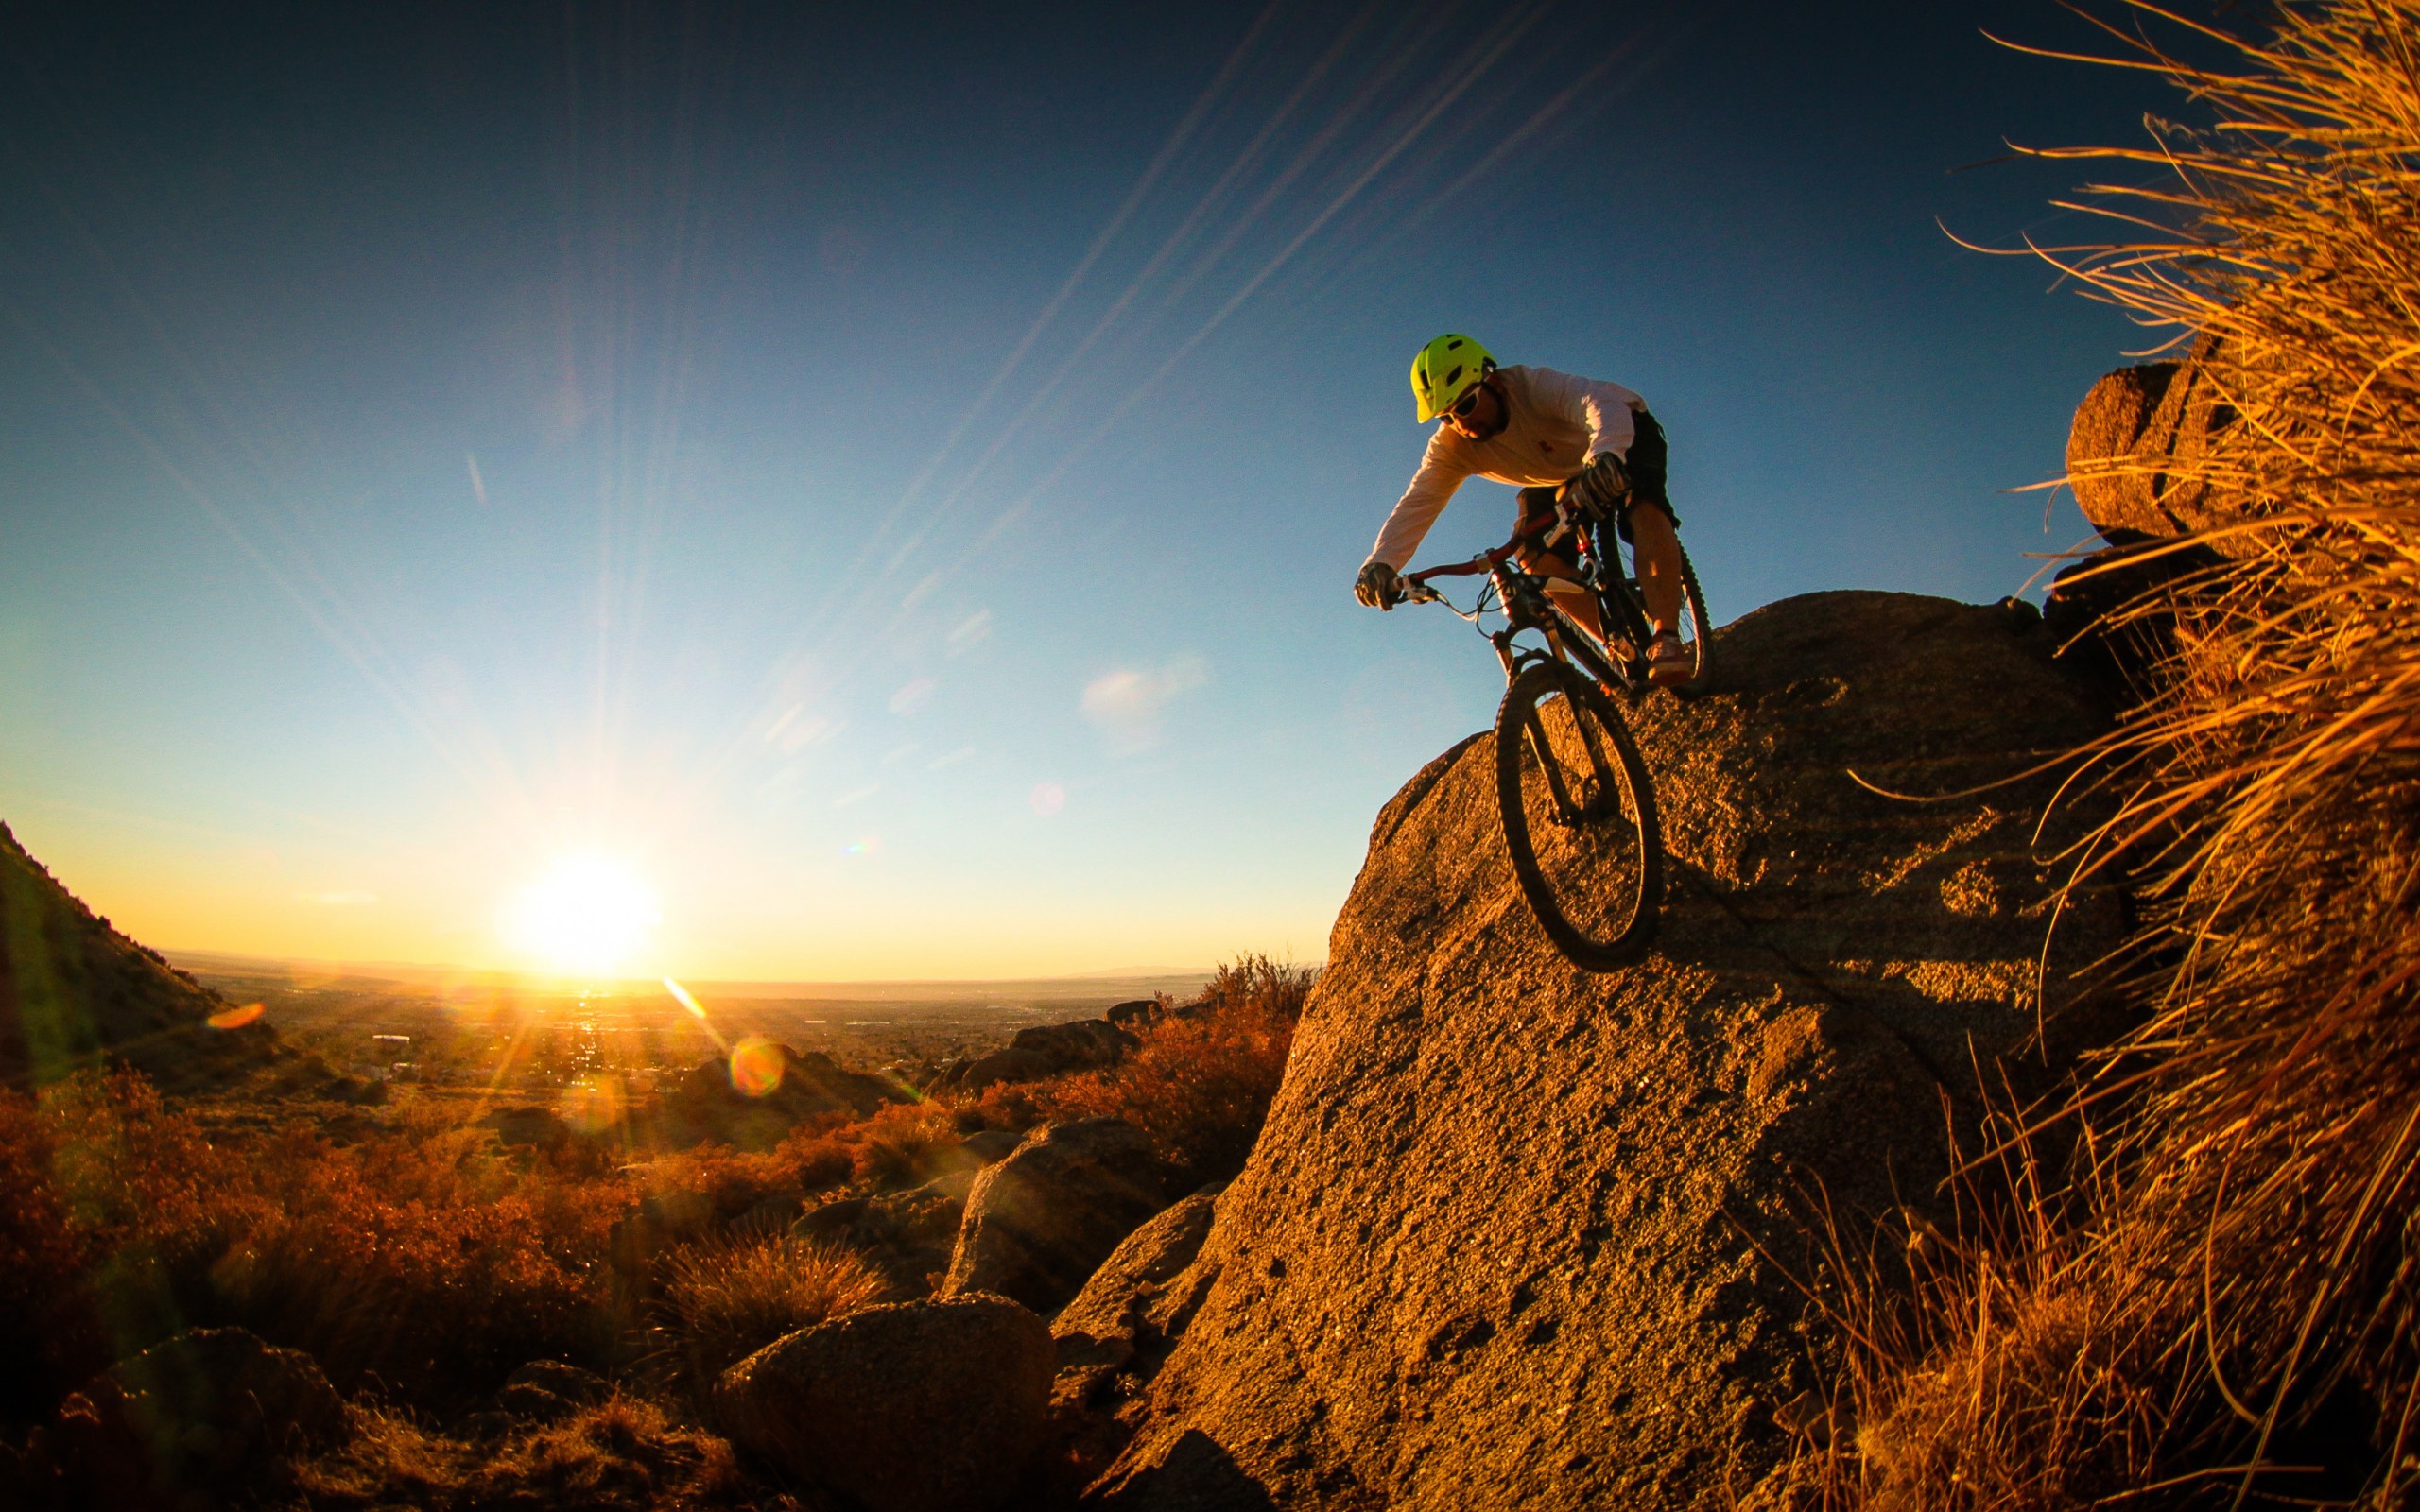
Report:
656,1230,887,1388
1038,955,1314,1185
289,1398,776,1511
1810,4,2420,1504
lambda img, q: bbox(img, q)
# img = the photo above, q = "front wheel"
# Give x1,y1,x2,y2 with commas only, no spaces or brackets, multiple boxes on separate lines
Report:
1494,662,1663,970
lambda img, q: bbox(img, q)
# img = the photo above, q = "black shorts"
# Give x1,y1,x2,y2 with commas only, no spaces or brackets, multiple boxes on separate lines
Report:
1514,407,1677,553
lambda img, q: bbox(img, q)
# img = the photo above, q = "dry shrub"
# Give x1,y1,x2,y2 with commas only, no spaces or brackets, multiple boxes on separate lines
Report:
657,1231,887,1388
1815,6,2420,1504
1779,1108,2191,1509
209,1150,627,1400
0,1071,265,1410
0,1070,637,1409
842,1100,963,1188
1038,955,1315,1185
635,1119,853,1234
955,1078,1046,1135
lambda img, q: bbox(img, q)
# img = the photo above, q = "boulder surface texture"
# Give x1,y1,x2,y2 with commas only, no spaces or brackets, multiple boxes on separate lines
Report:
715,1294,1054,1512
2066,351,2240,544
1093,592,2123,1510
943,1117,1176,1314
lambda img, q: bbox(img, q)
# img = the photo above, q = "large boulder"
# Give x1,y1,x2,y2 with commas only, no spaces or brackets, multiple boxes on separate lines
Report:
942,1119,1177,1315
28,1328,349,1511
1091,592,2128,1510
714,1294,1054,1512
2066,347,2242,545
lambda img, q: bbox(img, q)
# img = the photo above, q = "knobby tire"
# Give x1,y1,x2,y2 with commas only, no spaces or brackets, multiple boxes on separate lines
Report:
1493,662,1662,970
1668,544,1714,698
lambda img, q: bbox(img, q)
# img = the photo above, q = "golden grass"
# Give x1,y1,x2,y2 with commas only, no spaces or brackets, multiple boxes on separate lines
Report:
656,1230,888,1389
289,1398,771,1511
1806,4,2420,1505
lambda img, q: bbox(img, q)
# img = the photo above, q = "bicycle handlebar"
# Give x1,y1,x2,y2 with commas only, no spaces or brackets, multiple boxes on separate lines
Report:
1404,537,1519,588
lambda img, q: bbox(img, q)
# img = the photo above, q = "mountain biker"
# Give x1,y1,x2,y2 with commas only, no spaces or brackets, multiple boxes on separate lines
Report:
1355,333,1693,687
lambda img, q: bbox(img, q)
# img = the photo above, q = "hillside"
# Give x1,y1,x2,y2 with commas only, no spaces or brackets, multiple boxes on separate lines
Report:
0,822,277,1091
1083,592,2125,1509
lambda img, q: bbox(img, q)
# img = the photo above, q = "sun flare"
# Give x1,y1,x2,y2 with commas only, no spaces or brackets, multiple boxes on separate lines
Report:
500,852,661,979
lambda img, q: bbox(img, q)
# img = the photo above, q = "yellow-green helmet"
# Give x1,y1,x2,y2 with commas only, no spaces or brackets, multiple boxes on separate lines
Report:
1409,332,1494,422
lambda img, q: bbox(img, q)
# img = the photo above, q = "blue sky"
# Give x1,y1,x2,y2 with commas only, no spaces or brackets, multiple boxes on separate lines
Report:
0,0,2165,978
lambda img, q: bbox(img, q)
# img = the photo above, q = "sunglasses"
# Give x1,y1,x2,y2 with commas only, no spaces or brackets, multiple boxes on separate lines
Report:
1447,385,1485,421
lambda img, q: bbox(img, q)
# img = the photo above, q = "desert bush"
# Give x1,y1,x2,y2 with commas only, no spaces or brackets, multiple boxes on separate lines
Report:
1811,5,2420,1504
209,1122,631,1400
842,1100,963,1188
0,1070,268,1412
656,1231,887,1389
633,1117,854,1236
1038,955,1315,1185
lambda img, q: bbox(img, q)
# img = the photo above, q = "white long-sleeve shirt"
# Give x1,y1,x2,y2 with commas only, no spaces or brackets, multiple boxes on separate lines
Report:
1364,364,1645,571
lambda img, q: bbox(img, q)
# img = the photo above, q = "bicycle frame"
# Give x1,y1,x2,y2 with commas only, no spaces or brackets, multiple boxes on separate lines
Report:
1403,514,1650,695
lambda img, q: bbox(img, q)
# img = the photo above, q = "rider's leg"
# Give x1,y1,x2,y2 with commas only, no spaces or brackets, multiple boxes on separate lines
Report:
1512,486,1610,645
1614,410,1685,637
1538,567,1607,644
1627,501,1683,636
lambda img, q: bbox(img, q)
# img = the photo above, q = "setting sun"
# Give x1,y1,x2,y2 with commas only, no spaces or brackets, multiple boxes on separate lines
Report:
500,852,661,978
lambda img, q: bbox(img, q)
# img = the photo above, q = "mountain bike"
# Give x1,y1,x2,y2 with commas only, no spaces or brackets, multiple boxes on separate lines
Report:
1397,505,1711,970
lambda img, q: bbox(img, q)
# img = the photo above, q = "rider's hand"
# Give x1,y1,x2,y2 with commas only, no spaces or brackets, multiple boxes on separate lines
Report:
1567,452,1630,516
1355,559,1404,610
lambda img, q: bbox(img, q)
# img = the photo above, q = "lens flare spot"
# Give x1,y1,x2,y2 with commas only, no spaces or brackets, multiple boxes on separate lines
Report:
207,1003,265,1031
729,1037,786,1098
558,1078,625,1136
839,835,880,857
1030,782,1066,816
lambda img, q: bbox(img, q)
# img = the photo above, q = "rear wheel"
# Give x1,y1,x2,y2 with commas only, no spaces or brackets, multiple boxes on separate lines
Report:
1494,662,1662,970
1667,544,1714,697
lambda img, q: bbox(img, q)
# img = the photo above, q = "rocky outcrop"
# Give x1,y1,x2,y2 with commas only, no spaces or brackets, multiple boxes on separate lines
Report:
2066,346,2241,545
942,1119,1177,1315
937,1017,1142,1093
23,1328,349,1510
0,823,280,1091
715,1294,1055,1512
1091,592,2127,1510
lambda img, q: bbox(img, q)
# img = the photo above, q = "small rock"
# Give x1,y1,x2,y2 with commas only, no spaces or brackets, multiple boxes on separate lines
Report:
504,1359,612,1405
715,1294,1054,1512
